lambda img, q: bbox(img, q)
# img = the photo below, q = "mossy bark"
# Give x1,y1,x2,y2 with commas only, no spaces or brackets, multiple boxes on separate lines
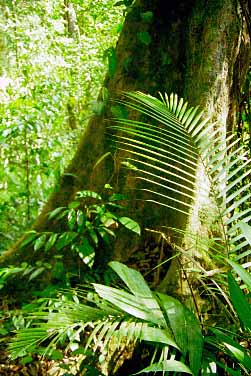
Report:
1,0,250,297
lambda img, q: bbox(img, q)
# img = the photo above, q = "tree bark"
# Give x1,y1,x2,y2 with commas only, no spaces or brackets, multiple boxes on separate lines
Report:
64,0,80,38
1,0,250,297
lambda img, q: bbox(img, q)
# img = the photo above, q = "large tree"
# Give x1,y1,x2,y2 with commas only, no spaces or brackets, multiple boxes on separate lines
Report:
1,0,250,297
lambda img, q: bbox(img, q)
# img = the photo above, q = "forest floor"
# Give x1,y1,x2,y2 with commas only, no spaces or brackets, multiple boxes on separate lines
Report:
0,344,59,376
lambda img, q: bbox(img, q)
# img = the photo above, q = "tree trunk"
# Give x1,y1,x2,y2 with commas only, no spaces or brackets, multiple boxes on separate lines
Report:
1,0,250,297
64,0,80,38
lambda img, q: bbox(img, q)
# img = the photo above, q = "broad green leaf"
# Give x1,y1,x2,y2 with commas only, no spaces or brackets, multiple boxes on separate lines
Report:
109,261,155,299
133,360,193,374
210,328,251,371
117,216,141,235
137,31,152,45
20,231,38,248
87,226,99,246
100,212,117,227
139,325,179,349
157,293,188,351
34,234,47,252
93,284,163,326
225,343,251,368
98,226,115,240
83,252,95,268
44,233,58,252
184,305,203,376
76,238,95,266
76,210,86,231
157,293,203,376
68,201,80,209
28,267,45,281
67,208,77,230
55,232,78,251
49,349,64,361
227,259,251,290
105,262,166,327
48,207,65,220
228,272,251,330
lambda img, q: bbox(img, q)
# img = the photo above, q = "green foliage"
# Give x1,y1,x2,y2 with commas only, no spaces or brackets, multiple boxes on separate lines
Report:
109,92,208,214
0,0,124,252
133,361,193,374
108,90,251,374
0,0,249,372
137,31,152,45
202,253,251,374
4,87,251,373
109,91,251,259
0,261,51,290
0,187,140,294
21,188,140,269
4,88,251,374
228,272,251,330
9,261,202,375
103,46,117,78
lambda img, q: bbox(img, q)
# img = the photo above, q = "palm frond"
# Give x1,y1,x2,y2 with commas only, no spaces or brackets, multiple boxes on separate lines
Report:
133,359,193,375
9,261,202,375
109,91,251,263
109,92,202,216
9,299,117,359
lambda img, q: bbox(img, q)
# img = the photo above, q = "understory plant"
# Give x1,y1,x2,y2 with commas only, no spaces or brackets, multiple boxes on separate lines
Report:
8,91,251,374
108,91,251,374
9,261,203,375
23,188,140,268
0,188,140,291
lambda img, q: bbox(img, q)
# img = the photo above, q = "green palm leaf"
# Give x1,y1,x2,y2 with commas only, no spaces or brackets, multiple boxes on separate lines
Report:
109,91,251,263
109,92,201,215
9,261,202,375
133,359,193,374
228,272,251,330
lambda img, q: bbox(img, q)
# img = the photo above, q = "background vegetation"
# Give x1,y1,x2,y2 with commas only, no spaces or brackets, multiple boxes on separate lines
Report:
0,0,124,252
